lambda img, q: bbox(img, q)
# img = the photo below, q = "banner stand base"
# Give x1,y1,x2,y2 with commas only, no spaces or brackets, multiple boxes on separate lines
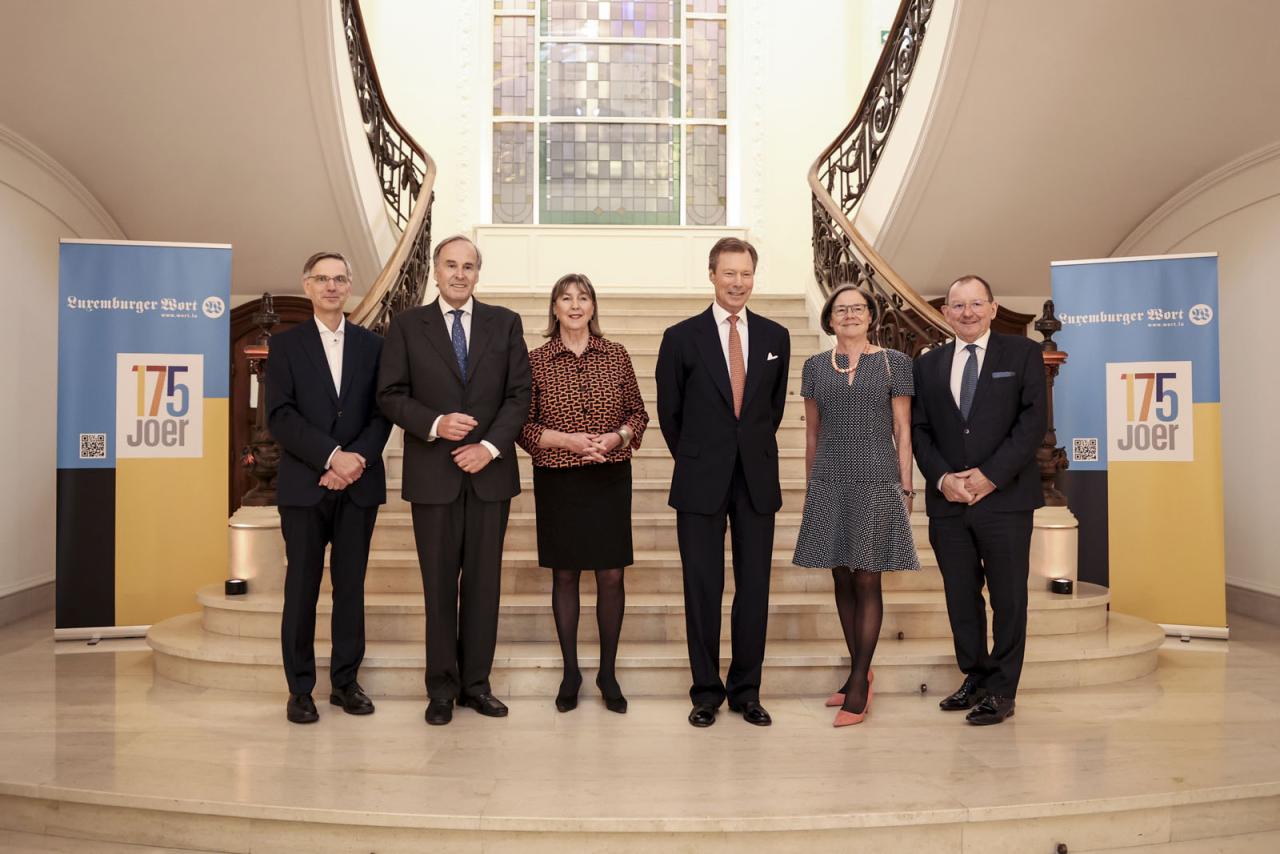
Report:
54,625,150,642
1159,622,1229,641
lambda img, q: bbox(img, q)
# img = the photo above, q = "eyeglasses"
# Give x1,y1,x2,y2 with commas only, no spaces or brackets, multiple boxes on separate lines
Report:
307,274,351,286
944,299,991,312
831,305,870,317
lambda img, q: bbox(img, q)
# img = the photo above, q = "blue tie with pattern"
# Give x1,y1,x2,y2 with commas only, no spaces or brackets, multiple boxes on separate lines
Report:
449,309,468,381
958,342,978,420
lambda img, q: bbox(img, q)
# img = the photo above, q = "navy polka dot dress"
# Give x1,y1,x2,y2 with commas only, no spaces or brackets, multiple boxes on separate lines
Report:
792,348,920,572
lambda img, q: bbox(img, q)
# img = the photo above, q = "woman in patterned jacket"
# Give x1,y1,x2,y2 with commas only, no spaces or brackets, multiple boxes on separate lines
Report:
518,273,649,714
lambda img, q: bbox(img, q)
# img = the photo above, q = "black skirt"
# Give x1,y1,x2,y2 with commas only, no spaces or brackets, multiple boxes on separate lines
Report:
533,461,633,571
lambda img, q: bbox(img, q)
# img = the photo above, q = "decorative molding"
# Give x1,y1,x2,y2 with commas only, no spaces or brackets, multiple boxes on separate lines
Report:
0,573,54,601
1114,139,1280,256
296,0,382,291
1226,582,1280,626
1226,575,1280,599
0,579,53,629
0,123,125,239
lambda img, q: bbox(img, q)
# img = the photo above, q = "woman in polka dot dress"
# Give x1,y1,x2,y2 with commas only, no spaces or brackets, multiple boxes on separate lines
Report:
792,284,919,727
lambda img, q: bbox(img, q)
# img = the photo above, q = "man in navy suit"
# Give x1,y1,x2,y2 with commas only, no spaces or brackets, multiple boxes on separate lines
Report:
656,237,791,728
912,275,1046,725
377,235,531,726
267,251,392,724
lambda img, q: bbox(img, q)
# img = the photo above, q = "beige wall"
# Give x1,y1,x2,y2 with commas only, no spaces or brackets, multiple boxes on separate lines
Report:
1116,144,1280,598
360,0,869,293
0,125,123,601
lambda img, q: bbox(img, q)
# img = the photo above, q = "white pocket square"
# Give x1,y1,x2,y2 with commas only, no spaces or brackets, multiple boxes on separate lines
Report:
766,352,780,361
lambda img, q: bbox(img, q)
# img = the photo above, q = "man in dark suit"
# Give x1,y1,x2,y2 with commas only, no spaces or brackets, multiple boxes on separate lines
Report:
377,235,531,726
268,251,392,724
656,237,791,728
912,274,1047,725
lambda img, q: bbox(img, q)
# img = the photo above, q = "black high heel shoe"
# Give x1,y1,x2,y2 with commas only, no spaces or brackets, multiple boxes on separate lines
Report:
596,673,628,714
556,672,582,713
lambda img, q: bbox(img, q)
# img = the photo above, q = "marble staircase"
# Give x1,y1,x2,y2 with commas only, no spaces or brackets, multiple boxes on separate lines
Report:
147,291,1164,698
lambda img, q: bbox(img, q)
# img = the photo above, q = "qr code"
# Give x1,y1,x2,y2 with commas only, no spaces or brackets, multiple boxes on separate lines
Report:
1072,438,1098,462
79,433,107,459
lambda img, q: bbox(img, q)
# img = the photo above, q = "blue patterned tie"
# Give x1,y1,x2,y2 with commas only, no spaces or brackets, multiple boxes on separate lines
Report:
958,343,978,420
449,309,468,381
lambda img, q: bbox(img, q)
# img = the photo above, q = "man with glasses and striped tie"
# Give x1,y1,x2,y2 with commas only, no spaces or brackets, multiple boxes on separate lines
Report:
911,275,1046,726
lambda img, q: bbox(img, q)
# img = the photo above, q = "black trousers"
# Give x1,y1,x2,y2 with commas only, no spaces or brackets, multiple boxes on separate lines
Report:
677,456,775,707
928,507,1033,697
411,482,510,700
279,494,379,695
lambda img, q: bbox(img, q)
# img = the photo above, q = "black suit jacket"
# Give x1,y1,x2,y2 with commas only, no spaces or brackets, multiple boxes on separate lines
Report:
911,331,1047,518
656,307,790,515
267,319,392,508
377,298,531,505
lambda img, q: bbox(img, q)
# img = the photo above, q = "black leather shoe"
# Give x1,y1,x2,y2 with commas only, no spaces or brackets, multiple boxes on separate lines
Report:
329,681,375,715
688,703,717,727
938,678,988,711
287,693,318,724
966,694,1015,726
556,672,582,713
425,698,454,726
596,674,628,714
728,700,773,727
460,693,509,717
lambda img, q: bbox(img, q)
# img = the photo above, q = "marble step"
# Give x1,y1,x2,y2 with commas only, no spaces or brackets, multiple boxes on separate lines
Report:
197,582,1110,642
622,347,806,374
578,307,815,331
387,446,813,481
149,611,1163,698
633,370,803,398
523,328,826,351
365,509,934,555
385,472,824,514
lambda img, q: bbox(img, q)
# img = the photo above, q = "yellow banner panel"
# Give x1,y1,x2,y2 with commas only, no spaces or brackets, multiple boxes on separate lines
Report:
115,399,228,625
1108,403,1225,628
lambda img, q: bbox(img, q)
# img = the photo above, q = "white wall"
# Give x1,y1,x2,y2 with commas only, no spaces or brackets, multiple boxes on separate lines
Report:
1115,143,1280,598
359,0,870,293
0,125,124,601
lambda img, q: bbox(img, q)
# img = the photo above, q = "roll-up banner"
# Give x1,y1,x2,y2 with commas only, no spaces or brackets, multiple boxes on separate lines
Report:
56,240,231,636
1051,253,1225,637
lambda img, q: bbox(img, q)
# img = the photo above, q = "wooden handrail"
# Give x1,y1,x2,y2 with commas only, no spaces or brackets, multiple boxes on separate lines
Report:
808,0,950,354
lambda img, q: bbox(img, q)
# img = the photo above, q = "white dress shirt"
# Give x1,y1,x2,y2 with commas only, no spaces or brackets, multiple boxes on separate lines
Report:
428,296,498,459
710,301,749,377
315,315,345,469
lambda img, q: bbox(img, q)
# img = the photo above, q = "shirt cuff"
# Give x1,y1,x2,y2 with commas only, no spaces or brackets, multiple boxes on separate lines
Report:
937,474,947,492
325,446,341,470
428,415,441,442
480,440,500,459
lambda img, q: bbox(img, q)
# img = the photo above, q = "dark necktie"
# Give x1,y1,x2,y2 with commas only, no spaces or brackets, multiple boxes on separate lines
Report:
958,343,978,419
449,309,468,381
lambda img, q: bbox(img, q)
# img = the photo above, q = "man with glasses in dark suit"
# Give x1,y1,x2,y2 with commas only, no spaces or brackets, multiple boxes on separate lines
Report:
911,275,1046,725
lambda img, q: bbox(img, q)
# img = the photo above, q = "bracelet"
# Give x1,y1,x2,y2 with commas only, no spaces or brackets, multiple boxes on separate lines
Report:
901,488,913,497
616,425,633,446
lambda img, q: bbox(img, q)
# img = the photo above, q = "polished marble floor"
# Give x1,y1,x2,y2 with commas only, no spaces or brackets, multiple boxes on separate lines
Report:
1,610,1279,851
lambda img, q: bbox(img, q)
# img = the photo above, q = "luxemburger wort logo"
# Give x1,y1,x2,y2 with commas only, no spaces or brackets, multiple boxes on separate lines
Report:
1116,371,1179,452
116,354,204,459
128,364,191,447
1105,360,1193,463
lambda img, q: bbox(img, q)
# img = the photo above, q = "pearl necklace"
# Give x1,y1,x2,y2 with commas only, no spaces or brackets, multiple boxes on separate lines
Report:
831,341,873,384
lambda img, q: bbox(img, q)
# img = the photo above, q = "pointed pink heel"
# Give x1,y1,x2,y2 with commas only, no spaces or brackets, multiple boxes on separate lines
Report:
825,668,873,707
833,678,874,728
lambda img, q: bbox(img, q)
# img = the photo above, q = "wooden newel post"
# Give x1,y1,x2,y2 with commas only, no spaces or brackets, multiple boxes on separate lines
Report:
240,293,281,506
1035,299,1069,506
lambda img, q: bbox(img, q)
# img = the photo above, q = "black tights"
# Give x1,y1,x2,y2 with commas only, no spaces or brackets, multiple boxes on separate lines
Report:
832,566,883,714
552,568,625,697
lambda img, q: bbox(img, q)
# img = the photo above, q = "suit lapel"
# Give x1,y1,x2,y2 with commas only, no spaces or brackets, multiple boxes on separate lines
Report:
693,308,734,411
466,301,493,383
337,322,358,403
424,298,464,384
739,308,767,414
936,340,961,420
300,319,339,405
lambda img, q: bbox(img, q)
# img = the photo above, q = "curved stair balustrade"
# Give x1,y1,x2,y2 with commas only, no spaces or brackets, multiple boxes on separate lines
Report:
809,0,948,355
339,0,437,335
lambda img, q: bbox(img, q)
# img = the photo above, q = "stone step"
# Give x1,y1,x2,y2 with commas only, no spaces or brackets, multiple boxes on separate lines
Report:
624,348,805,374
384,474,841,515
148,610,1164,698
386,446,813,481
633,371,804,398
197,582,1110,642
488,292,807,317
576,308,816,332
365,509,933,553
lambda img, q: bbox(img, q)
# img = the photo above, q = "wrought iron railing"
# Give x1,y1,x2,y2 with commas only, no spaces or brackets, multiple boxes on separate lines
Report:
809,0,949,355
340,0,437,334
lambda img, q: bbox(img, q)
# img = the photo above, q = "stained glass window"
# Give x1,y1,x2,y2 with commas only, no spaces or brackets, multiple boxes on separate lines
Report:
492,1,727,225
